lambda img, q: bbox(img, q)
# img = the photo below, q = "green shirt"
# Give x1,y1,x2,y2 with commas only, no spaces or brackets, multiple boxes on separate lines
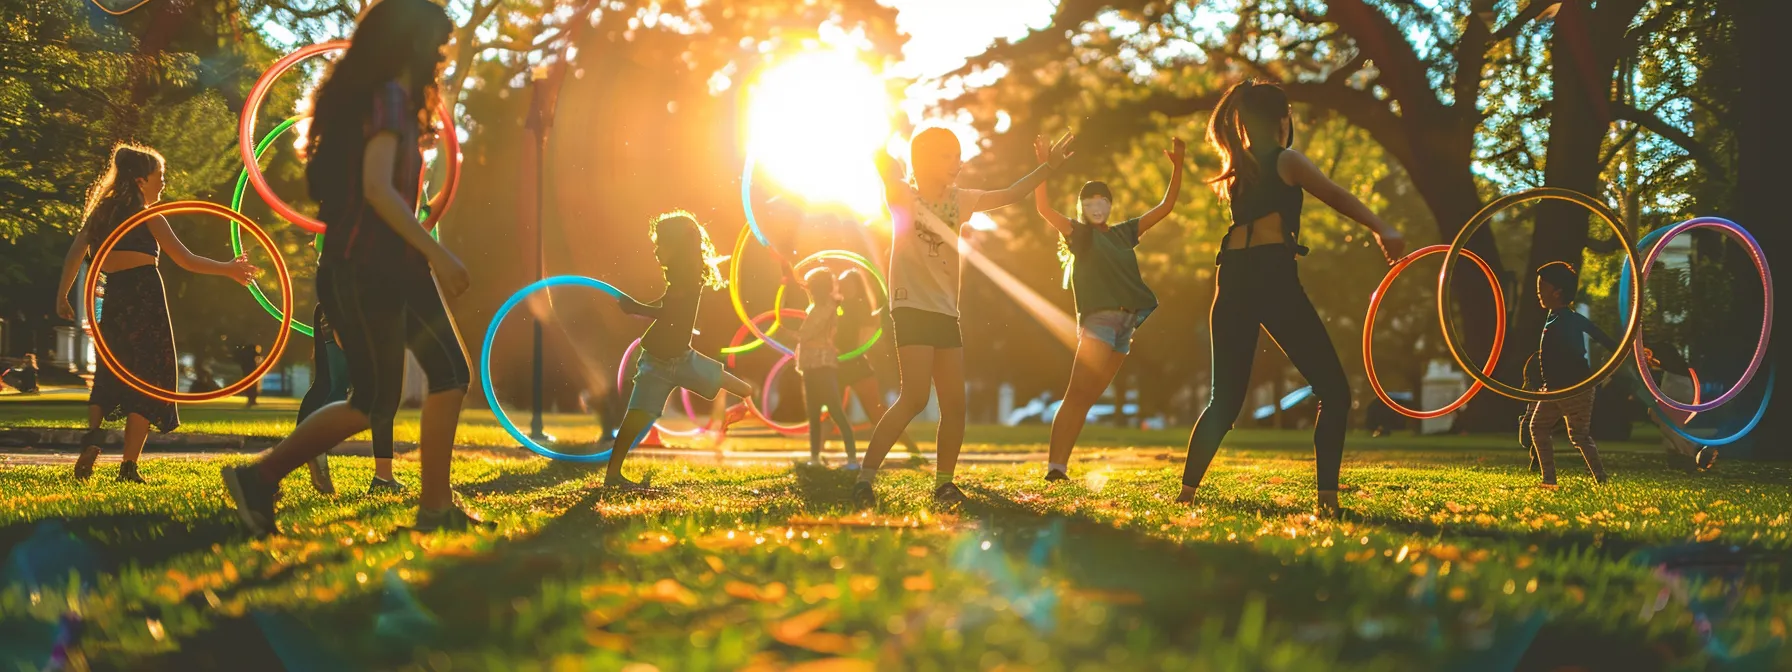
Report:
1064,217,1157,317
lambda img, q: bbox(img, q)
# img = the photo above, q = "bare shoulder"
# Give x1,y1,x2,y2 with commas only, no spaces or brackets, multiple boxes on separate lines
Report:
1276,148,1321,187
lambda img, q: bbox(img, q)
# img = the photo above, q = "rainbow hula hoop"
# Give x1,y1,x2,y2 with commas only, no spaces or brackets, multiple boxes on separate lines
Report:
1364,245,1506,419
230,116,448,337
1439,188,1642,402
239,41,462,234
481,275,638,462
727,225,888,359
721,308,870,435
85,201,293,403
1620,217,1773,413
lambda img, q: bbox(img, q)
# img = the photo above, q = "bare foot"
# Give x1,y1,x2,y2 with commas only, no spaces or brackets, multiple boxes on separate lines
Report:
1174,485,1197,505
1317,490,1342,519
605,475,658,492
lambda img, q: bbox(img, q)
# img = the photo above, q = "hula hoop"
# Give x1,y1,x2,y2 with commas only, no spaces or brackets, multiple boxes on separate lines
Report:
239,41,462,234
748,352,872,435
726,225,888,359
85,0,153,15
1633,365,1772,448
230,116,449,337
84,201,293,403
1364,245,1506,419
481,275,638,462
1622,218,1773,413
1439,187,1642,403
740,149,773,247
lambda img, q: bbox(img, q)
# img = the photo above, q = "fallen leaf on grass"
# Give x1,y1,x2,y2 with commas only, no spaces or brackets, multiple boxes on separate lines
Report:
704,556,726,573
725,581,788,603
584,583,634,600
902,573,933,592
585,601,641,628
627,532,678,554
849,575,879,597
583,630,630,651
786,658,874,672
642,579,698,606
772,607,858,655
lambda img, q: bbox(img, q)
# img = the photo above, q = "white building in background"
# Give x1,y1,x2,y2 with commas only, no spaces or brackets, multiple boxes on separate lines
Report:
1420,360,1470,434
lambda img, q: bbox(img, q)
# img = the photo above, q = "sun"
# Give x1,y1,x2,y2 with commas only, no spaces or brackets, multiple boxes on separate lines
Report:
745,50,893,217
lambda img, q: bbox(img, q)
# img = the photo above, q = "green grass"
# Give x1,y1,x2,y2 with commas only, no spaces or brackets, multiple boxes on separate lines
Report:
1,388,1672,455
1,438,1788,670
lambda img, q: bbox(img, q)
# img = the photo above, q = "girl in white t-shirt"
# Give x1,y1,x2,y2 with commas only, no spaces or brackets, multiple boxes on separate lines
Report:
852,127,1074,509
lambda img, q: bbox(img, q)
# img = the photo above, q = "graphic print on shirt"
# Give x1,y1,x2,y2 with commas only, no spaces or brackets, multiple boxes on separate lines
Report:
915,223,948,258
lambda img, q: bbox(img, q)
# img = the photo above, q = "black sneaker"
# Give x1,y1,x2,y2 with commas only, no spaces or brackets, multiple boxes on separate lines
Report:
222,465,279,536
73,445,102,481
1044,469,1069,482
932,482,967,508
307,456,335,495
413,502,493,532
116,461,145,484
368,477,405,495
851,481,877,510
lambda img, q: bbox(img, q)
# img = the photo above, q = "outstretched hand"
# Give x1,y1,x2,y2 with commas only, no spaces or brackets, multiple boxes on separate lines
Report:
1375,228,1406,265
222,255,261,286
1040,133,1075,169
1165,138,1186,164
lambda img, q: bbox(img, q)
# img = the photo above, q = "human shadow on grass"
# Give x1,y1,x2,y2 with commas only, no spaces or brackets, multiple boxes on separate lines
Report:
0,512,241,580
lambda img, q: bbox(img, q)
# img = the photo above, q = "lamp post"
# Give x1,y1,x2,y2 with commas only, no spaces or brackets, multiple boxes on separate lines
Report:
525,66,554,442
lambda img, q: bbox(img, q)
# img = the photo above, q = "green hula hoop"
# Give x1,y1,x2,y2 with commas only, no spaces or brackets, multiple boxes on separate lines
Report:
232,117,443,338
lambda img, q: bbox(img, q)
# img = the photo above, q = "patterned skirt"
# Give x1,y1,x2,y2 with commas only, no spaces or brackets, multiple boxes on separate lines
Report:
88,265,180,433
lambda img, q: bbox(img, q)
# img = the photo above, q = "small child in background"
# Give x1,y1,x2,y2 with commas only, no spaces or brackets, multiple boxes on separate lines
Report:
1528,261,1638,487
795,268,857,467
608,211,755,491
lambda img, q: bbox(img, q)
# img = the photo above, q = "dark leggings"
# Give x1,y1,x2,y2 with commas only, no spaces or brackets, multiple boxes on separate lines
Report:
297,304,357,449
802,367,856,461
318,263,468,464
1182,246,1350,491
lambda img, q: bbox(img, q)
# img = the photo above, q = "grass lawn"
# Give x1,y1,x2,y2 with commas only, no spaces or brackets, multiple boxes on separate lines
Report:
0,387,1674,455
1,430,1787,670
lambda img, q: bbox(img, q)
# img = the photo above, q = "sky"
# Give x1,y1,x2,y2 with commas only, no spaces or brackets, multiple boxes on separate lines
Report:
881,0,1060,78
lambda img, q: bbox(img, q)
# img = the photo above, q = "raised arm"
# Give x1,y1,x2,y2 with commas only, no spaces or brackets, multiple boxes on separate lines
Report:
1137,138,1186,234
972,134,1074,213
1278,149,1405,263
148,216,257,284
364,132,469,297
1031,135,1075,236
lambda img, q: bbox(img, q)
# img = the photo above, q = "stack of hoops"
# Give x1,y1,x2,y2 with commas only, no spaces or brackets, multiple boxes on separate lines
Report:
478,153,890,461
1363,187,1774,447
89,42,466,402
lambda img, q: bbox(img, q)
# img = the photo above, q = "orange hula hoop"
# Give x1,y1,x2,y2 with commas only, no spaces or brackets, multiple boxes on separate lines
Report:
1363,245,1505,420
84,201,293,403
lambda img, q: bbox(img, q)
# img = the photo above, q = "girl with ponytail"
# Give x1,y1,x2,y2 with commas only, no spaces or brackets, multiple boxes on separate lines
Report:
54,143,259,483
1177,80,1405,516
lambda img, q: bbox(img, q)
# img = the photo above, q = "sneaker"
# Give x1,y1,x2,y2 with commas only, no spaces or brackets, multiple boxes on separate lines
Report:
116,461,145,484
1696,447,1719,471
851,481,877,510
368,477,405,495
73,445,102,482
1043,469,1069,482
413,502,493,533
221,465,278,536
1537,481,1558,491
932,482,967,508
307,456,335,495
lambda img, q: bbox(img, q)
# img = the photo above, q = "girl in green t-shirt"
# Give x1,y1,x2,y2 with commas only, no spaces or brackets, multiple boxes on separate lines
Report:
1032,136,1185,482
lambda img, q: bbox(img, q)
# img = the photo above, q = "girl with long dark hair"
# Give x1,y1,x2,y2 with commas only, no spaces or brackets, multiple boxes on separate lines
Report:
1177,80,1405,515
222,0,482,533
54,143,259,483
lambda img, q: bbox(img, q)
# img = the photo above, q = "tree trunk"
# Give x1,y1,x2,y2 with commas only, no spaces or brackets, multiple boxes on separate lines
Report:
1732,0,1785,458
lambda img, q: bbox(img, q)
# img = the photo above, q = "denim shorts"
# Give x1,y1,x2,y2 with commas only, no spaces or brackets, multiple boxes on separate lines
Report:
627,349,726,419
1078,308,1150,355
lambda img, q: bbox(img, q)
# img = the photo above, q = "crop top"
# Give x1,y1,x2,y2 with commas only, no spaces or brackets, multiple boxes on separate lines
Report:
1225,146,1307,256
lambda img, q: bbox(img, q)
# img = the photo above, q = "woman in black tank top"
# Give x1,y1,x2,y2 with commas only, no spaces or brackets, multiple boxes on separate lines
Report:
52,143,259,484
1176,80,1405,516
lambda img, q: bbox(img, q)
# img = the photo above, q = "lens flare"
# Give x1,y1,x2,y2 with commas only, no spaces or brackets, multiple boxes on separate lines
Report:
745,51,892,216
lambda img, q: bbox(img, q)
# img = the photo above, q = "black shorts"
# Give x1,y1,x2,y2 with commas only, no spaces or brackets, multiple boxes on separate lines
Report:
891,308,962,349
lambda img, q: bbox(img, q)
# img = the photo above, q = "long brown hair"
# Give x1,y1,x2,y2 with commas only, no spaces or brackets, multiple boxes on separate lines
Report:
1205,79,1292,198
80,142,164,257
649,210,726,290
304,0,453,203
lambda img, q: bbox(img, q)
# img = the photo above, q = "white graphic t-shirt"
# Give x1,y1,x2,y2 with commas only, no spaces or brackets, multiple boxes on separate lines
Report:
887,182,986,318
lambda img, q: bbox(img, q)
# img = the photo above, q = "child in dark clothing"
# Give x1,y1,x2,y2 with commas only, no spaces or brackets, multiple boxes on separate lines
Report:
1528,261,1649,487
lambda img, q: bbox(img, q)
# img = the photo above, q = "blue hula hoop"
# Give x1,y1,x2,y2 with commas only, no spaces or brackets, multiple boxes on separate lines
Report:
740,149,773,248
481,275,633,462
1619,220,1772,446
